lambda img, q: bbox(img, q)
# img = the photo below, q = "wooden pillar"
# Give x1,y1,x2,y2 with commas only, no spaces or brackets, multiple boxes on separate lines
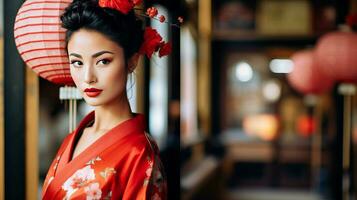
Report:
25,68,39,200
198,0,212,136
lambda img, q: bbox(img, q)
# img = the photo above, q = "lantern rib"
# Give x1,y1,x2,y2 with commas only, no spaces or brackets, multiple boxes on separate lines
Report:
15,15,63,23
39,68,70,75
17,40,66,48
21,1,72,9
45,73,71,80
14,23,63,32
17,7,68,16
20,47,66,56
32,61,69,69
24,54,67,62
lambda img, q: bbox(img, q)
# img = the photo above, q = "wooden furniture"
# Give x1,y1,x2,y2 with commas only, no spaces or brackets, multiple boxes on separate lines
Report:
221,132,275,187
221,131,328,188
181,155,225,200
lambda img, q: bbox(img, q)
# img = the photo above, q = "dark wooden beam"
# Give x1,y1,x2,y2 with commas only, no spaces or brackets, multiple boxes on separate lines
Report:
4,0,26,199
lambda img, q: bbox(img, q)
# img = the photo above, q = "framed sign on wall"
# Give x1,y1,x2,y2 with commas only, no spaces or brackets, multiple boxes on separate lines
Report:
256,0,312,36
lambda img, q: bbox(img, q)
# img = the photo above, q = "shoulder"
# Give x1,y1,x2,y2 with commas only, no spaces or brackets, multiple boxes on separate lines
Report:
136,131,160,151
122,131,160,159
58,131,75,150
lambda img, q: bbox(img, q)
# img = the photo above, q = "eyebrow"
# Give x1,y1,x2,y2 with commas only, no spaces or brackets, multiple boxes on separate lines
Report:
69,51,114,59
92,51,114,58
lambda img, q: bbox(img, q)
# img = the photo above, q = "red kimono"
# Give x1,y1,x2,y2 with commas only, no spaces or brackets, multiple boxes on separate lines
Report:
42,111,167,200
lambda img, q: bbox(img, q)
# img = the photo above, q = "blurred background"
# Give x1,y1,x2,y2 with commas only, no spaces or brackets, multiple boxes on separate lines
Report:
1,0,357,200
179,0,357,200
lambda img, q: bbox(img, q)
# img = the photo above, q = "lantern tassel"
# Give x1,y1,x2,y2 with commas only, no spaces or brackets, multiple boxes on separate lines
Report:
59,86,82,133
69,96,72,133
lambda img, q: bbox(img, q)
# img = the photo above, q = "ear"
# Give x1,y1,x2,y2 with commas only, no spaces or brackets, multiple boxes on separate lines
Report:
127,53,140,73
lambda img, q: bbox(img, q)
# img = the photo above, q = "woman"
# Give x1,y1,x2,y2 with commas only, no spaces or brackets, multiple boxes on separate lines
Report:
42,0,167,199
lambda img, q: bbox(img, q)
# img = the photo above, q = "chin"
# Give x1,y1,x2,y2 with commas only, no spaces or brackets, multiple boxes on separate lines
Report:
83,97,104,107
84,101,102,107
83,96,118,108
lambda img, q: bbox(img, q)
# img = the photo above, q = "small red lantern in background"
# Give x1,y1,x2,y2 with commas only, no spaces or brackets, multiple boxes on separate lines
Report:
315,31,357,83
296,115,316,137
288,50,334,95
14,0,73,85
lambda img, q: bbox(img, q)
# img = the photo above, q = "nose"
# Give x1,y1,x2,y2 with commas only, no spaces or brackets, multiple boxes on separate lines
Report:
84,65,97,84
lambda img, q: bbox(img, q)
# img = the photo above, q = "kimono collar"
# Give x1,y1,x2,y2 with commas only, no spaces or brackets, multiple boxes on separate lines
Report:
75,110,146,134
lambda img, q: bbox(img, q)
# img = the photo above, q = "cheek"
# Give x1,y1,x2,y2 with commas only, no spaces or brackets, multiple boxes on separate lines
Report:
105,63,127,86
70,68,82,87
106,69,127,87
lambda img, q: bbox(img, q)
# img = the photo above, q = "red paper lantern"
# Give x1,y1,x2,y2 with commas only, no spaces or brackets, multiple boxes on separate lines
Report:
296,115,316,137
288,50,334,94
315,32,357,83
14,0,73,85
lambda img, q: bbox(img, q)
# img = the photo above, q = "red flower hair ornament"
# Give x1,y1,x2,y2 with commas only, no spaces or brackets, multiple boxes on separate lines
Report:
98,0,183,58
98,0,142,14
138,27,172,58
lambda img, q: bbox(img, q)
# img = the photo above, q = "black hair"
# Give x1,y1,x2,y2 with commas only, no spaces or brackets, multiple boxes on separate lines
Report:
60,0,144,61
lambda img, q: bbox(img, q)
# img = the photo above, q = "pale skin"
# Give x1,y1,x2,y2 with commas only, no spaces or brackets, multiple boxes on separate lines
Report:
67,28,139,160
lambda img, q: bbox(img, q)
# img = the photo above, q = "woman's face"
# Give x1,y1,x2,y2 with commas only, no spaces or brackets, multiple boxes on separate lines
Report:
67,29,128,107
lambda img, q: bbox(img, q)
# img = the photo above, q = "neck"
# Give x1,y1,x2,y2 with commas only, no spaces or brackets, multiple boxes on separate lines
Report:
91,93,133,133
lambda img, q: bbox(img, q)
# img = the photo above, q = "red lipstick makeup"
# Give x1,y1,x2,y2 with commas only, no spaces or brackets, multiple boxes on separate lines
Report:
84,88,103,97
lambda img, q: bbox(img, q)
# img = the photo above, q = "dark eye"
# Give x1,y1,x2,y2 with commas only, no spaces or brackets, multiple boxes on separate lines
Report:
97,59,111,65
70,60,83,68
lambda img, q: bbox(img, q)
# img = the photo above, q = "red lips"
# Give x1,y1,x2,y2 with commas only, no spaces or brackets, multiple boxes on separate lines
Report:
84,88,103,97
